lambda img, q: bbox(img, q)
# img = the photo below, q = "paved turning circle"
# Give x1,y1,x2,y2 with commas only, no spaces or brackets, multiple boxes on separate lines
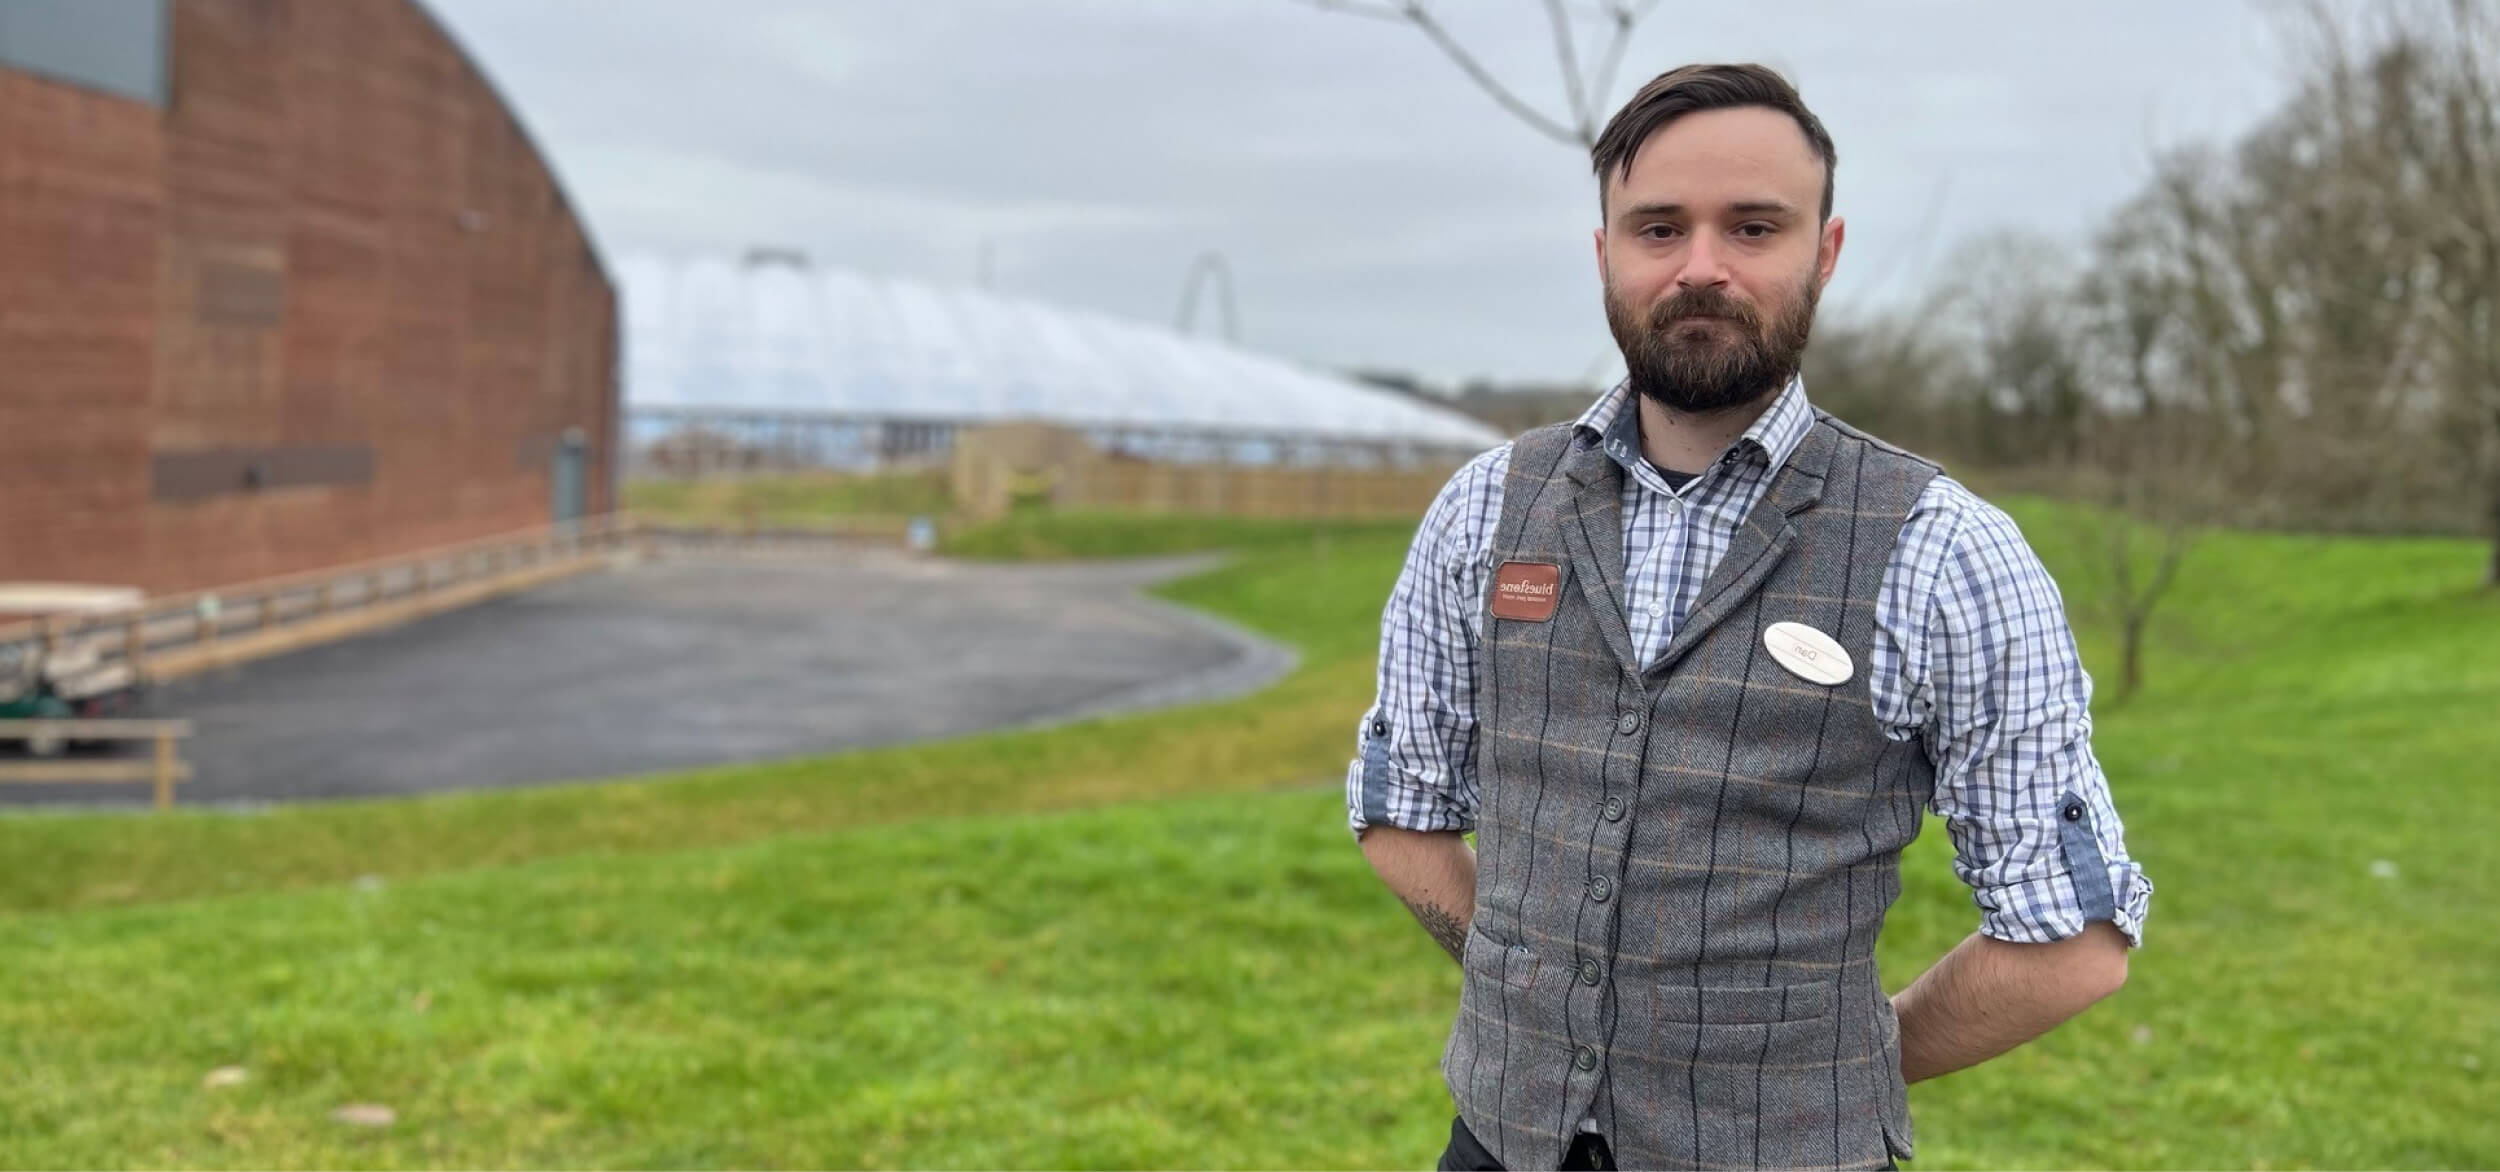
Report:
1,552,1293,805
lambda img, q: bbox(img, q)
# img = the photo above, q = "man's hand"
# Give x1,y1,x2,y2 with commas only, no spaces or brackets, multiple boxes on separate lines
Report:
1357,825,1477,963
1892,921,2131,1083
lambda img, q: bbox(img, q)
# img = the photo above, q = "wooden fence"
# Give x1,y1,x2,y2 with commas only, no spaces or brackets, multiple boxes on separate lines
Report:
1054,459,1453,519
951,422,1462,521
0,515,644,691
0,514,928,809
0,719,193,809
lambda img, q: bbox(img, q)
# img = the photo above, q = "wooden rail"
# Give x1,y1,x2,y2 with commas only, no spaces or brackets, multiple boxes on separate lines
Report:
0,720,194,809
0,515,646,688
631,519,917,558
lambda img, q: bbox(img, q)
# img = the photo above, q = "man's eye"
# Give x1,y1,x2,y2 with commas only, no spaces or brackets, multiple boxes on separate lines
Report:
1736,224,1775,239
1641,225,1679,240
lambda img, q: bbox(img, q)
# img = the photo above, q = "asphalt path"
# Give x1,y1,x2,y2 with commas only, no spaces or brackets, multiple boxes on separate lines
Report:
0,550,1296,807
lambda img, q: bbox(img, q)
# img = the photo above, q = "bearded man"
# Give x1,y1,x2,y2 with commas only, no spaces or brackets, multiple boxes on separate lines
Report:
1347,63,2152,1172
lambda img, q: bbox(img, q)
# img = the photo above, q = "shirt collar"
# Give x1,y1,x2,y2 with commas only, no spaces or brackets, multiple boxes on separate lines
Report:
1572,375,1814,482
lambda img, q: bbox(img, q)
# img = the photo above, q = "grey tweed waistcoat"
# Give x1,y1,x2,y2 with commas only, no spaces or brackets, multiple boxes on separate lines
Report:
1448,414,1940,1171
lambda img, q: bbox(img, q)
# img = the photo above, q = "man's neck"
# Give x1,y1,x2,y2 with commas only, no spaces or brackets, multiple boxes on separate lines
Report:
1633,386,1780,476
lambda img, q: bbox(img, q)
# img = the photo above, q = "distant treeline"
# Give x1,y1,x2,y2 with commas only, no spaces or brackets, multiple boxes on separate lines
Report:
1374,2,2500,586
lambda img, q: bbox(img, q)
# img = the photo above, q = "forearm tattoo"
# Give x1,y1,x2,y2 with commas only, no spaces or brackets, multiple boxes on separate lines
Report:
1404,897,1470,964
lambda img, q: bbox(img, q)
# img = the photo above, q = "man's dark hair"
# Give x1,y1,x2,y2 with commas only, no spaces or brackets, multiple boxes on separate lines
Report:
1590,63,1838,221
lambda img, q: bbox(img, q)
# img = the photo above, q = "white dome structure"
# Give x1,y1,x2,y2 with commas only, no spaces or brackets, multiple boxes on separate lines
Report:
617,252,1505,457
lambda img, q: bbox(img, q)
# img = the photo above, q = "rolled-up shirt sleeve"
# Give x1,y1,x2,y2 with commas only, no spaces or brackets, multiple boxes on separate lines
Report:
1913,488,2153,946
1346,445,1507,836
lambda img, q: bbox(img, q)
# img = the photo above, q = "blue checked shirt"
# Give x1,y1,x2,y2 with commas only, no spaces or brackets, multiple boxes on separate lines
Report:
1348,378,2152,947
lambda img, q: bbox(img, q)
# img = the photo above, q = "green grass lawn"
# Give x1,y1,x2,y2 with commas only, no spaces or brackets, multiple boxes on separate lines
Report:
623,471,955,530
2,504,2495,1168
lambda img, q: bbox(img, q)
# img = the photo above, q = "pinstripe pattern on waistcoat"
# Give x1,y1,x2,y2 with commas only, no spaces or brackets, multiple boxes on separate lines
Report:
1441,415,1937,1171
1347,379,2151,954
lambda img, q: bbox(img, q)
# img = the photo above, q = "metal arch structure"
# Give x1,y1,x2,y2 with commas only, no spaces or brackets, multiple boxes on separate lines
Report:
1173,250,1242,344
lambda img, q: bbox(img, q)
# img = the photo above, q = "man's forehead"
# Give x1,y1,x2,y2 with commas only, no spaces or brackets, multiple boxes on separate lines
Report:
1604,107,1825,206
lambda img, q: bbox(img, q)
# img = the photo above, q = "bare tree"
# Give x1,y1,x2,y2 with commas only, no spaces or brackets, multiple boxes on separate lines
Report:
2275,0,2500,578
1289,0,1666,148
2063,434,2206,706
1938,232,2094,468
2064,205,2233,705
1797,297,1969,460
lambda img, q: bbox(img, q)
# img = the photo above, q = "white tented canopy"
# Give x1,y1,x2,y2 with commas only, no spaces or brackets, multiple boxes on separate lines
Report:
617,253,1504,451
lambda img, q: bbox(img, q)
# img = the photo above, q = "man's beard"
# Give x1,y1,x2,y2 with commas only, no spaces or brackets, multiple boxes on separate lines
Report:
1605,267,1820,415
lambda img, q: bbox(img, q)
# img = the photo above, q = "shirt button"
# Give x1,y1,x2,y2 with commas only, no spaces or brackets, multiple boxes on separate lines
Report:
1616,711,1642,736
2064,802,2085,822
1578,958,1602,986
1370,718,1388,738
1587,875,1612,903
1646,602,1664,618
1574,1045,1599,1071
1602,796,1626,822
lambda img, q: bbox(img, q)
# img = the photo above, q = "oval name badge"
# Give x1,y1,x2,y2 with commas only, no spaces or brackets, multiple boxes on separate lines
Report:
1763,621,1853,686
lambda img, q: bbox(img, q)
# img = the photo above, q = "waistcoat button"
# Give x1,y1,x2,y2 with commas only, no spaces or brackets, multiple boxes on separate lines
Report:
1601,796,1625,822
1587,875,1612,902
1616,711,1642,736
1574,1045,1599,1071
1578,958,1602,985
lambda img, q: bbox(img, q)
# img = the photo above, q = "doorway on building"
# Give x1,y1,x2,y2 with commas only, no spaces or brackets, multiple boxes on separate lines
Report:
553,427,588,524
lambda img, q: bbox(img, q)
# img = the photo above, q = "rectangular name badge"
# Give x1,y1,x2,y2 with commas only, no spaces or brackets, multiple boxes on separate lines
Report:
1491,561,1563,622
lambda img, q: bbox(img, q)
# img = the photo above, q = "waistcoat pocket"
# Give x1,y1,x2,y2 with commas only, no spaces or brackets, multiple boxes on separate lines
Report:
1649,981,1869,1167
1462,924,1541,990
1653,981,1831,1026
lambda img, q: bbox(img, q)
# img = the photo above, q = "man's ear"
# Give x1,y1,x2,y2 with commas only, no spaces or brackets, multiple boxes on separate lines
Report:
1817,215,1846,290
1593,227,1609,284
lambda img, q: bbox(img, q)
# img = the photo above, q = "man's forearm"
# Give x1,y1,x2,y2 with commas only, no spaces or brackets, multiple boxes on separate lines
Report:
1892,922,2131,1083
1358,825,1477,963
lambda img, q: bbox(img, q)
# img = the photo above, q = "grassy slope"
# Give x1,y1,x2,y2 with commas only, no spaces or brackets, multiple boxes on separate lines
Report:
3,504,2495,1168
622,472,954,529
0,516,1405,916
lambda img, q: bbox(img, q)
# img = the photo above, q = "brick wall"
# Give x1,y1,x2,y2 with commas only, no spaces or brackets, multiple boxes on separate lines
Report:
0,0,617,595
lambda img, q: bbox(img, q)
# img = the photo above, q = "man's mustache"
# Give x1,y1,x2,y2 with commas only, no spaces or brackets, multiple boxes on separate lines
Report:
1648,289,1761,332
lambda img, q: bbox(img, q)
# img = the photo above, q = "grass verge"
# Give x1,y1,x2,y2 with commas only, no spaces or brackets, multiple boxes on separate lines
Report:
3,504,2495,1167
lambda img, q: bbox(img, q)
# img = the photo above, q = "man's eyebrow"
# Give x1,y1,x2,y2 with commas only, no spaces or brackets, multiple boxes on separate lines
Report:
1728,199,1801,217
1618,199,1801,219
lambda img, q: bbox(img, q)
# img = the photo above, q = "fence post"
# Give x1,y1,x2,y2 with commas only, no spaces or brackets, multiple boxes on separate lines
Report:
124,615,146,682
152,730,177,811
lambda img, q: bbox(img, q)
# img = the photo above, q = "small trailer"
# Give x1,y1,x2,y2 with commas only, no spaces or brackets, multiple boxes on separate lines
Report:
0,584,148,756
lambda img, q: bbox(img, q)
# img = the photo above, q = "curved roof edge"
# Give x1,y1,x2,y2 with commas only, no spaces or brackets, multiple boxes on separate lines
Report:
619,251,1508,452
408,0,611,292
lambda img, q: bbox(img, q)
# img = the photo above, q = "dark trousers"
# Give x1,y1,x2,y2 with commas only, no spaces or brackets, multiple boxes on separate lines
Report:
1433,1114,1899,1171
1436,1116,1614,1171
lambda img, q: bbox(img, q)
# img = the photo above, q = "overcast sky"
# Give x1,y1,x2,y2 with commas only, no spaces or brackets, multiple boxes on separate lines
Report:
426,0,2304,388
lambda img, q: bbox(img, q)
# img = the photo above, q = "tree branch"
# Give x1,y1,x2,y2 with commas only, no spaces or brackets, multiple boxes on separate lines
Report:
1542,0,1594,141
1292,0,1668,149
1586,0,1663,135
1405,4,1586,145
1285,0,1411,23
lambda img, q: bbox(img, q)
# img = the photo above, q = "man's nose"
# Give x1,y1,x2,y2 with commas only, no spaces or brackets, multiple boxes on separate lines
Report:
1675,233,1731,290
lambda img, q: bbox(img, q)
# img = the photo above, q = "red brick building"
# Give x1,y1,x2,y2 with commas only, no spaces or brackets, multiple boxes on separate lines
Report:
0,0,616,596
